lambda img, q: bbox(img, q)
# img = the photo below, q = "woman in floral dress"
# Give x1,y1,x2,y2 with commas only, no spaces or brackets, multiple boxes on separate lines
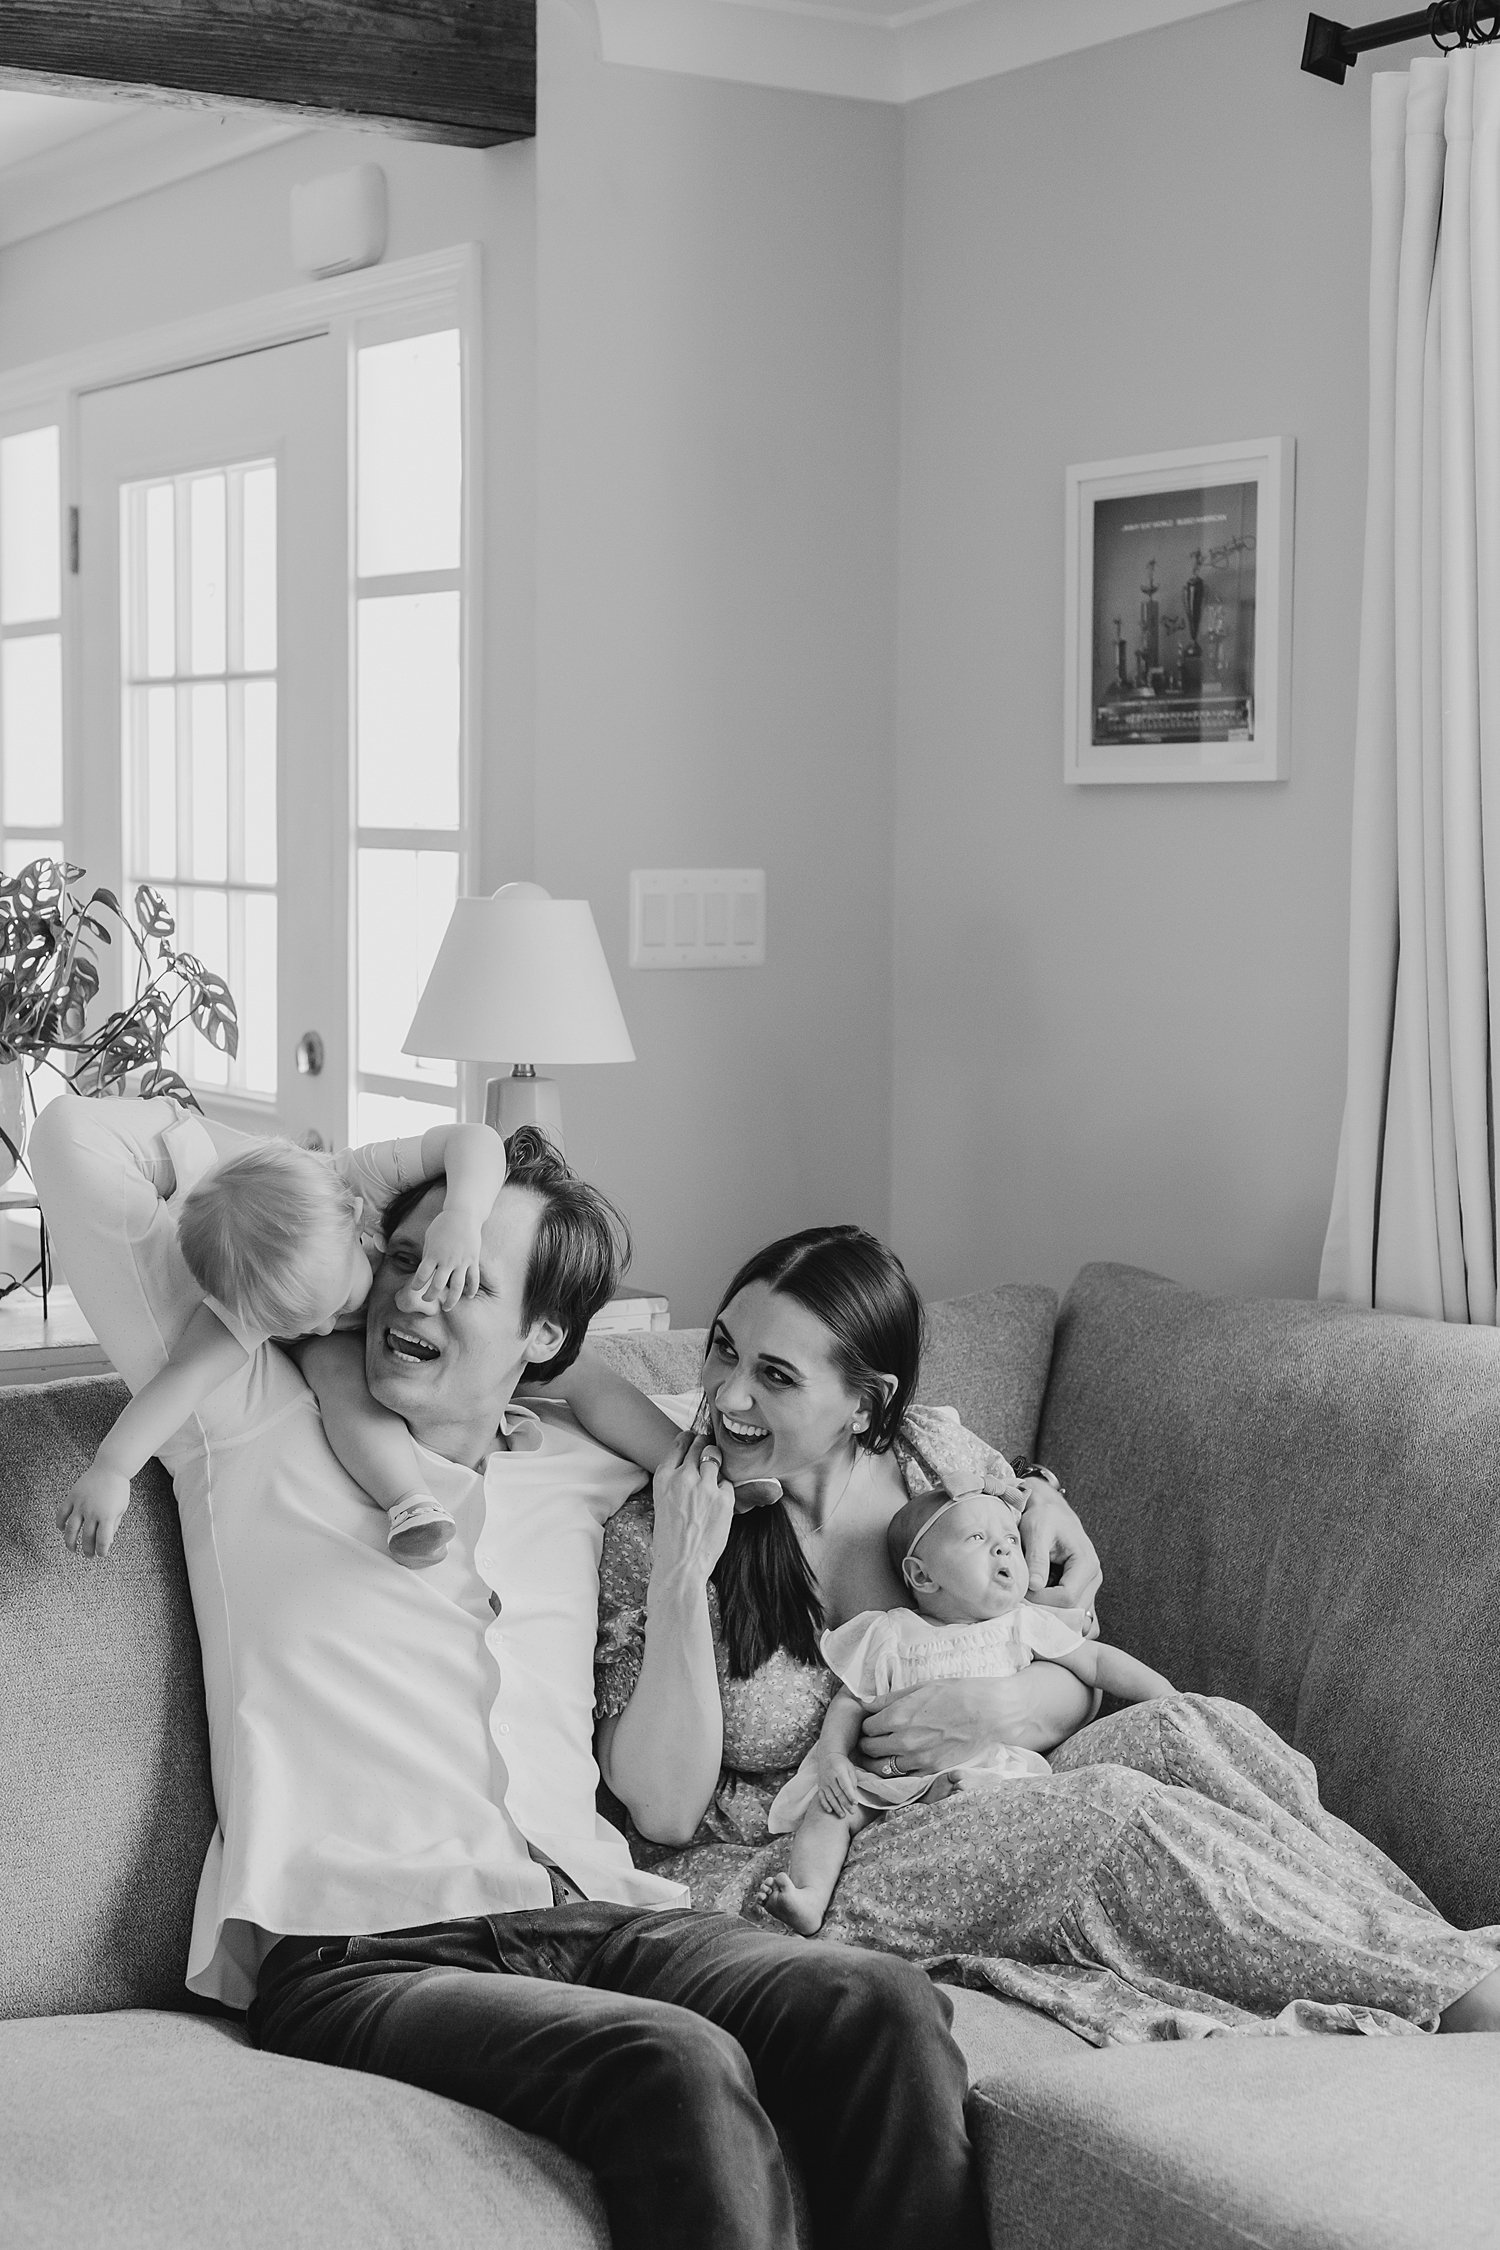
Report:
594,1224,1500,2044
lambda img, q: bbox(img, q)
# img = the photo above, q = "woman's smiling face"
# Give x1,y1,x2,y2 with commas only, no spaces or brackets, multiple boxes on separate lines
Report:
703,1280,868,1489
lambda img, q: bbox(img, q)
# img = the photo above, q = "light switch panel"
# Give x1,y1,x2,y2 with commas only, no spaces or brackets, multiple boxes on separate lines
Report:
630,869,765,968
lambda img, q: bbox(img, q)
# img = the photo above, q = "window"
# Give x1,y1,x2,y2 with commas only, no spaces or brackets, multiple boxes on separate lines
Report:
0,423,64,876
352,327,467,1143
119,461,279,1098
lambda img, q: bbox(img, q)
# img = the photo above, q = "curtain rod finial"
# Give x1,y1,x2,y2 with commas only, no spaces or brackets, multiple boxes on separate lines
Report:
1303,12,1352,82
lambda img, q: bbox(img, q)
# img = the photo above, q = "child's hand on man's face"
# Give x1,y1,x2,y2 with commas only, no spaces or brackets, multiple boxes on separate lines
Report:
411,1210,484,1310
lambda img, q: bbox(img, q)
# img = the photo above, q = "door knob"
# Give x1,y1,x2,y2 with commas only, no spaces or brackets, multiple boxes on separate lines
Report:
296,1031,325,1077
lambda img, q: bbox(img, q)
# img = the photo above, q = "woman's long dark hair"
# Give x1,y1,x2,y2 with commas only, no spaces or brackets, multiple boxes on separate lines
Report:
708,1225,924,1677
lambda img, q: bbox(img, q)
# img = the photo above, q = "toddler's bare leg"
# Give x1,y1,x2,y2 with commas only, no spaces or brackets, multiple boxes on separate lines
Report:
760,1804,874,1937
295,1334,454,1564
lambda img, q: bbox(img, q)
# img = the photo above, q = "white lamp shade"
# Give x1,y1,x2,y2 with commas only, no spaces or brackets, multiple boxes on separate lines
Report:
403,886,635,1066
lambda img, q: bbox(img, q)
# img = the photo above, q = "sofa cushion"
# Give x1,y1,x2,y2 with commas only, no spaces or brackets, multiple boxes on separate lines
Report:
967,2034,1500,2250
1036,1264,1500,1930
0,2010,608,2250
0,1993,1043,2247
0,1376,216,2020
591,1284,1058,1466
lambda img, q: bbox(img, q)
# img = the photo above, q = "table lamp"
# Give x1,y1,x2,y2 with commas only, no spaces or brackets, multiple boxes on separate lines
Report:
402,882,635,1155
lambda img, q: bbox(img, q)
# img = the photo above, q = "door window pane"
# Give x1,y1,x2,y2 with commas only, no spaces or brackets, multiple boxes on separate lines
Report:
189,683,228,882
357,592,460,829
356,1091,455,1142
2,838,61,876
241,680,277,885
144,485,175,678
3,634,62,827
123,459,277,1104
357,847,457,1085
357,331,461,577
190,474,227,676
242,465,277,673
0,427,60,625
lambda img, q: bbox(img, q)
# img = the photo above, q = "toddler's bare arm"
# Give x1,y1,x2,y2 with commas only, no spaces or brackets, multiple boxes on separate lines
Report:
59,1302,247,1558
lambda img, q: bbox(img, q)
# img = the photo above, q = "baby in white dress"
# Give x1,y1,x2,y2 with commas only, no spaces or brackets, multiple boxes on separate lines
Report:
760,1484,1174,1935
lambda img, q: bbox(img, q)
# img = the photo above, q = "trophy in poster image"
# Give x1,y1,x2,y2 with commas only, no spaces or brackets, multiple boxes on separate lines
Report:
1091,481,1257,748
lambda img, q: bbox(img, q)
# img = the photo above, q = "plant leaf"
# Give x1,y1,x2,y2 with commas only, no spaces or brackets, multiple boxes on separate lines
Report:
15,860,65,917
139,1065,201,1111
190,973,239,1058
134,884,175,939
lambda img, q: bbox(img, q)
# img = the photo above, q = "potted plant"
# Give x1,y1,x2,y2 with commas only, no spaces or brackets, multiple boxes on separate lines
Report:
0,856,239,1184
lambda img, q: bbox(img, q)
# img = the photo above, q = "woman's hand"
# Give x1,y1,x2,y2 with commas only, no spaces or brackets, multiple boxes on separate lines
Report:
857,1664,1094,1769
648,1428,736,1590
1016,1478,1102,1620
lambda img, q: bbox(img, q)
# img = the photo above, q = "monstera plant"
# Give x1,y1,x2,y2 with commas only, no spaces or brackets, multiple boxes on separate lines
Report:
0,856,239,1179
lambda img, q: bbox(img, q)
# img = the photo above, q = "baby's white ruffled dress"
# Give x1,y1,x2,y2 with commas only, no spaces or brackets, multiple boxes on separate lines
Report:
766,1601,1090,1832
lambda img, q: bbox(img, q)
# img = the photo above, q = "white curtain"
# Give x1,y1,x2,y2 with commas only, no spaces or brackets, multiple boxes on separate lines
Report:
1322,51,1500,1322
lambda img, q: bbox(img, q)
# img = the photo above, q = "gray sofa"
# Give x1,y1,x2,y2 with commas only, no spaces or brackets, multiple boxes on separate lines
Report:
4,1262,1499,2248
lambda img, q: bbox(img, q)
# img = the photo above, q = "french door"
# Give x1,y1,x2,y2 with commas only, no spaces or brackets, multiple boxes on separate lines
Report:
75,337,349,1148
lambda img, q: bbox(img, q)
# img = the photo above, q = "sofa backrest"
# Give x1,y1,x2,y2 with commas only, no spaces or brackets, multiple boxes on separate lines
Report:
0,1284,1056,2022
0,1377,215,2021
592,1282,1058,1465
1037,1263,1500,1932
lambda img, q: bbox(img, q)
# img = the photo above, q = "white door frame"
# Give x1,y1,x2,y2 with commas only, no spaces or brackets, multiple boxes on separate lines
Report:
0,243,484,1132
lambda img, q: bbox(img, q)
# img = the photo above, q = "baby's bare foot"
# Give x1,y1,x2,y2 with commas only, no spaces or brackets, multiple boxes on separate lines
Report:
759,1872,825,1937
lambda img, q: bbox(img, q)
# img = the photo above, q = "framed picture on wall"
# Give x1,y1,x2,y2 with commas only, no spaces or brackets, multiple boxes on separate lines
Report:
1063,436,1295,785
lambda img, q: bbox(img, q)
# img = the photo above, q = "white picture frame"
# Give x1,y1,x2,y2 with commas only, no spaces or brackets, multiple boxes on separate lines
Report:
1064,436,1295,785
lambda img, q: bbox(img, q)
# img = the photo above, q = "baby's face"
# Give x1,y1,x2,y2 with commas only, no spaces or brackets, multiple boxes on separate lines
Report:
305,1238,375,1334
909,1493,1029,1620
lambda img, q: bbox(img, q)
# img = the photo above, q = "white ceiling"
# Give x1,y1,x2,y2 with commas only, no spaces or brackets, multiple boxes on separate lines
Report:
0,85,141,168
592,0,1249,104
0,0,1247,231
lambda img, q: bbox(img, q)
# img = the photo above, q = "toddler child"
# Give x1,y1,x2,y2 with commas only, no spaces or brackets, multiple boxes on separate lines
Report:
58,1121,679,1567
759,1485,1174,1935
59,1122,509,1563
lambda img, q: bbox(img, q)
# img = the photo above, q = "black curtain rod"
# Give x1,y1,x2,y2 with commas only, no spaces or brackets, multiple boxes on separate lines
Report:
1303,5,1500,83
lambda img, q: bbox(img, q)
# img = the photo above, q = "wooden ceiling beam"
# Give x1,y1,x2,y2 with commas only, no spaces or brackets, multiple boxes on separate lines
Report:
0,0,534,148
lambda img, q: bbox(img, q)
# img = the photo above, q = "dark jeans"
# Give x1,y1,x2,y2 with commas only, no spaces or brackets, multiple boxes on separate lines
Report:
247,1903,985,2250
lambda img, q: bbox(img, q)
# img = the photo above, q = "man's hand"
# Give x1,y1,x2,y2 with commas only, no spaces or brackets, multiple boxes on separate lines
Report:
1016,1478,1102,1621
648,1429,735,1589
57,1462,132,1560
858,1665,1094,1770
411,1210,484,1309
816,1746,862,1819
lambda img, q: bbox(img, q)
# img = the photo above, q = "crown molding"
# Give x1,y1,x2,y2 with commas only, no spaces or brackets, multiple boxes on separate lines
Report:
592,0,1248,104
0,103,307,250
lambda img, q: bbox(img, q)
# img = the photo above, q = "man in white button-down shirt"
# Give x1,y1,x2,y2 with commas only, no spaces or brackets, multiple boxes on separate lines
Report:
34,1095,983,2250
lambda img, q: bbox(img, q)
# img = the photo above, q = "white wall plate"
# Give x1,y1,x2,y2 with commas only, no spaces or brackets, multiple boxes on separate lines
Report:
629,868,766,968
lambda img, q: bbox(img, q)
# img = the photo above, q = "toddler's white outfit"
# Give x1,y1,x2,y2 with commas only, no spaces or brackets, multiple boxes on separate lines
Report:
766,1601,1091,1831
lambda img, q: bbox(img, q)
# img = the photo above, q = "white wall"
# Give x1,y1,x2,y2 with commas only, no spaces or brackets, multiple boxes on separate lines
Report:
0,9,904,1324
535,6,901,1320
892,0,1372,1303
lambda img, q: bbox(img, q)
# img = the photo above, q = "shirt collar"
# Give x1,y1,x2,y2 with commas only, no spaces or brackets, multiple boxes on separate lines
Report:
496,1399,544,1453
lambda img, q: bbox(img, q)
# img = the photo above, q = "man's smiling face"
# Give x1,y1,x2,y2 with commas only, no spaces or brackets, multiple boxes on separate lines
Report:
364,1180,562,1465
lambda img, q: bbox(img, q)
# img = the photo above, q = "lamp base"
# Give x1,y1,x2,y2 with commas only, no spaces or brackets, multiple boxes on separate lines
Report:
484,1070,565,1157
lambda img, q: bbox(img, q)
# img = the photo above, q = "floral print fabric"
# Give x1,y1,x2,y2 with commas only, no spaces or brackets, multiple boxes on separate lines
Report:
594,1415,1500,2045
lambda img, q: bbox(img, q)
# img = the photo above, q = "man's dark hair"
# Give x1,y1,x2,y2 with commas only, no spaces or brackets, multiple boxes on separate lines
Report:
380,1125,629,1382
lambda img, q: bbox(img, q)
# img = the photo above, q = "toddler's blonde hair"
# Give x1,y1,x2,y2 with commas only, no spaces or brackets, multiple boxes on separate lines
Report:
176,1141,359,1338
